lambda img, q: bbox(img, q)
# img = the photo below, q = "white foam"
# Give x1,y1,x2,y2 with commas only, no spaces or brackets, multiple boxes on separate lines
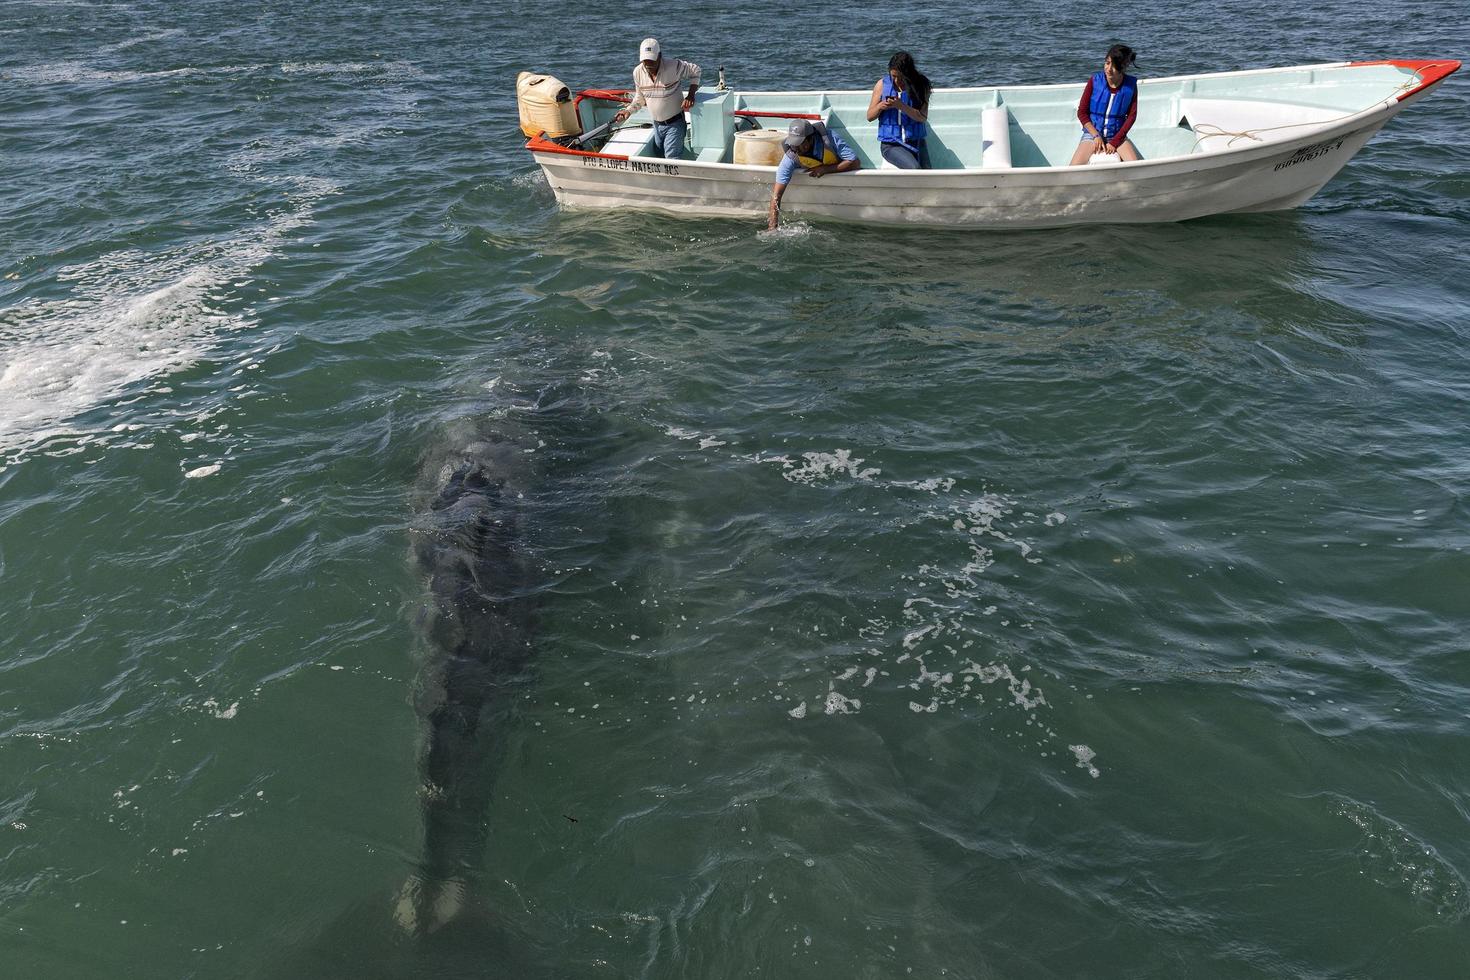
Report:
0,175,332,459
895,476,955,493
202,698,239,719
1334,798,1467,917
1,261,244,453
1068,744,1100,778
946,493,1044,580
961,661,1048,710
741,453,1087,759
823,687,861,715
758,221,814,240
278,60,424,80
779,449,880,485
11,61,263,85
95,28,186,56
183,463,221,479
511,170,549,191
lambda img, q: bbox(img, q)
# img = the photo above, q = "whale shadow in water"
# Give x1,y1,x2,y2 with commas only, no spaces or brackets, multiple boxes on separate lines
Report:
394,412,541,939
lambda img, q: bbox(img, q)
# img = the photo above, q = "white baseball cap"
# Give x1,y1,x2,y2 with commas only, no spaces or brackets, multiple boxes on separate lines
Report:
639,38,660,61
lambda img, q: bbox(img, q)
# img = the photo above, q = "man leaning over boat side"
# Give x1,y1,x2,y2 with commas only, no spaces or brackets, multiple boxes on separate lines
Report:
612,38,700,160
767,120,861,231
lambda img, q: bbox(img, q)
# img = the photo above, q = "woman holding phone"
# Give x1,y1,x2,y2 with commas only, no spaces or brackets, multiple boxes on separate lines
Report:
866,51,932,169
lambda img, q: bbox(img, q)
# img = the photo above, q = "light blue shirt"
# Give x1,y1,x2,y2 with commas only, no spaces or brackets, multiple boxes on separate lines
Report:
775,130,857,185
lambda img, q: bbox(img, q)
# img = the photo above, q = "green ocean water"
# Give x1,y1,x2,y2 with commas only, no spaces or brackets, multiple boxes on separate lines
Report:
2,2,1468,976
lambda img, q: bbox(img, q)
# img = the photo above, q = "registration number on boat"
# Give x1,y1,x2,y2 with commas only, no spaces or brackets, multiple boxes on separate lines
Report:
581,158,680,175
1273,137,1347,172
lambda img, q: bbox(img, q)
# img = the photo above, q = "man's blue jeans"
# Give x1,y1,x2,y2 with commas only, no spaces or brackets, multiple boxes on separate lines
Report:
650,115,687,160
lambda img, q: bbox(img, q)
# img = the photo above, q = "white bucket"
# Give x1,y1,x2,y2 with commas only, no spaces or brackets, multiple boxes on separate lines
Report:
734,128,786,166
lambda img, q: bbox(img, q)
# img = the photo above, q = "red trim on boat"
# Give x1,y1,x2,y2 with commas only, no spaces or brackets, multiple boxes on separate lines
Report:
575,88,633,101
524,131,629,161
571,88,632,128
1350,59,1461,101
566,89,822,126
732,110,823,120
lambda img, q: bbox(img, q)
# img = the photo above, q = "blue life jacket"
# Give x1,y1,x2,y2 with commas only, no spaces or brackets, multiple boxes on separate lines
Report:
878,75,927,151
1087,71,1137,140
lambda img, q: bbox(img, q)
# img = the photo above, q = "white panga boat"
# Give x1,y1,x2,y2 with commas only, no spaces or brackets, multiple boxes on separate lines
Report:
521,59,1459,229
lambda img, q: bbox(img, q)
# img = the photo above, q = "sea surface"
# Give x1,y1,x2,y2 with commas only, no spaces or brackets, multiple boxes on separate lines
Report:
2,2,1468,977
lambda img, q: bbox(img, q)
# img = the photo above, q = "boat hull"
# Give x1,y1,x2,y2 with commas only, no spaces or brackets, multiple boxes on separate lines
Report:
535,116,1393,229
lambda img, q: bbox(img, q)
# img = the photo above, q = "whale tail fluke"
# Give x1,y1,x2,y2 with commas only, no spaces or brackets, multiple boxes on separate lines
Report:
266,881,538,979
393,872,467,936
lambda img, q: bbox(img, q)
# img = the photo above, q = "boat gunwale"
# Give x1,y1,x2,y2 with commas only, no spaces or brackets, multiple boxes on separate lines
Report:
705,59,1357,99
532,100,1393,179
699,58,1456,100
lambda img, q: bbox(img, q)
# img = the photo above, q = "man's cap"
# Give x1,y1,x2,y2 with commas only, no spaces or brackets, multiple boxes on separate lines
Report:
639,38,660,61
782,119,815,152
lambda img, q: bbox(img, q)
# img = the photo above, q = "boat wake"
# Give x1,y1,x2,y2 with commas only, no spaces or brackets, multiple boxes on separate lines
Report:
0,55,428,468
0,177,330,464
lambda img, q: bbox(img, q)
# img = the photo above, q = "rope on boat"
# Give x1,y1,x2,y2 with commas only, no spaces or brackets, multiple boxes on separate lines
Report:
1188,123,1265,150
1187,114,1369,152
1187,65,1430,153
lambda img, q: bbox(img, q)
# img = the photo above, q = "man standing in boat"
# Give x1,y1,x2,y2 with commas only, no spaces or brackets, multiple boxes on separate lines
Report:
767,119,861,230
612,38,700,160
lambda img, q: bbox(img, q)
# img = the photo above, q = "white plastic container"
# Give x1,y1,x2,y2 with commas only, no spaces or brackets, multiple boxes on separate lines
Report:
733,128,786,166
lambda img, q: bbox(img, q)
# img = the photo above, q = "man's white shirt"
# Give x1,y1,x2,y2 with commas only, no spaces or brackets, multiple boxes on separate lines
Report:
629,58,701,121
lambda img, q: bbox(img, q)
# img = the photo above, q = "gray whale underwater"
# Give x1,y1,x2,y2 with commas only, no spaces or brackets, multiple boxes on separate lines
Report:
396,420,538,936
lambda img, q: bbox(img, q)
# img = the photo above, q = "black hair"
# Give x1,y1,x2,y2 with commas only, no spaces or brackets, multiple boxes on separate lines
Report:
888,51,932,111
1106,44,1138,70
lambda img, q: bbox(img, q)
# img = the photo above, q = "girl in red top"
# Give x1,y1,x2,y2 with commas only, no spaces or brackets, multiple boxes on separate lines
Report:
1068,44,1141,165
